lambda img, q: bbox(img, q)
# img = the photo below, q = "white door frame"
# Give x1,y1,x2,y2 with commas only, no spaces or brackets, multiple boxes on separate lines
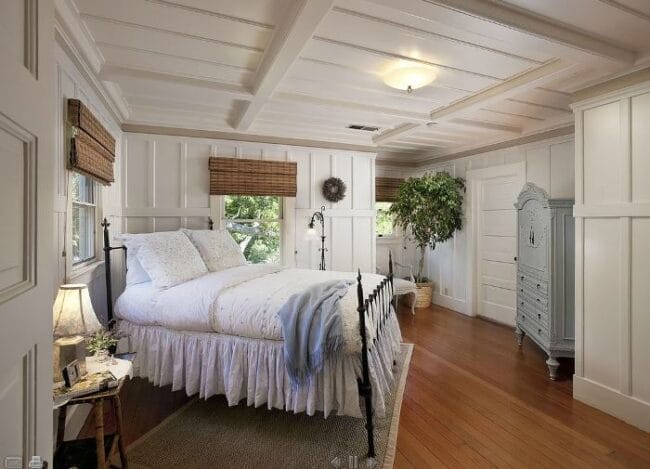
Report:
465,162,525,320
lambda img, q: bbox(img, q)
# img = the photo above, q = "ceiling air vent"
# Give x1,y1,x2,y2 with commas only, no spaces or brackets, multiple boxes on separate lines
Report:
347,124,379,132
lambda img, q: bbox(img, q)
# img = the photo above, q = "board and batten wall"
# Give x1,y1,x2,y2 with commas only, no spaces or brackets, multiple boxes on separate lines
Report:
55,42,123,323
416,135,575,315
121,133,377,278
572,81,650,432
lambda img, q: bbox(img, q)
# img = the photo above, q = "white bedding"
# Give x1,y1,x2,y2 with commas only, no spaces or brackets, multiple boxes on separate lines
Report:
115,265,388,354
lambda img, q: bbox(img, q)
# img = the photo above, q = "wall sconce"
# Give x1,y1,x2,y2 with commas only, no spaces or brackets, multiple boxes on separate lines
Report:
308,205,327,271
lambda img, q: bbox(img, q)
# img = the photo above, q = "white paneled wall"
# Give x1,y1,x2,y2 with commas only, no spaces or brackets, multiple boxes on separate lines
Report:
121,133,377,275
55,44,123,324
573,83,650,432
417,136,575,315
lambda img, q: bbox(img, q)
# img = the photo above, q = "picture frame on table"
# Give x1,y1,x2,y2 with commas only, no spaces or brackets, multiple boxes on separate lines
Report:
62,359,81,387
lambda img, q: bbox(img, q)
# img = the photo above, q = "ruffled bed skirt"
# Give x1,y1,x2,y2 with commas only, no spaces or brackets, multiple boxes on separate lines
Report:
118,312,402,418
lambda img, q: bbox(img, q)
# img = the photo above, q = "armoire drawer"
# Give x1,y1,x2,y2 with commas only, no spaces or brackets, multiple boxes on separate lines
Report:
517,312,549,341
519,286,548,310
518,299,549,327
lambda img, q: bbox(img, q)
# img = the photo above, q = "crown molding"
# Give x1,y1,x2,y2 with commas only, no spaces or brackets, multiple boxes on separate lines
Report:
572,66,650,107
121,123,379,154
410,124,575,167
54,0,129,123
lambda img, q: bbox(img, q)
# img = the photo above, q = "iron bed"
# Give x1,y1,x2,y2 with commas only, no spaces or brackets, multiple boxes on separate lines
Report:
100,218,395,458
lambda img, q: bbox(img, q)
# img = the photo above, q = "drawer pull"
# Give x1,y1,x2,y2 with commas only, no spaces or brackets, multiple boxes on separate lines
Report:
538,328,542,334
520,288,523,292
521,275,524,280
536,298,540,302
520,301,524,306
537,283,541,288
537,314,541,319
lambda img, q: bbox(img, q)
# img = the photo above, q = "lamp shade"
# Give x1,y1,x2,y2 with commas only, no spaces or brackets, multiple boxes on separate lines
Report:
53,284,102,338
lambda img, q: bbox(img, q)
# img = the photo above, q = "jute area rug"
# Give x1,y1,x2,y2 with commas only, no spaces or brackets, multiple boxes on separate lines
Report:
126,343,413,469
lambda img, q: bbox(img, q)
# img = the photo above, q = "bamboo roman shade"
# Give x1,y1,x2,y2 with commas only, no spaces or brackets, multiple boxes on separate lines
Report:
376,177,404,202
209,157,297,197
67,99,116,185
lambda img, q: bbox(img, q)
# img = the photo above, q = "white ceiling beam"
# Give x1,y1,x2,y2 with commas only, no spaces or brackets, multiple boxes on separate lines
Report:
373,123,421,145
233,0,335,131
273,92,430,122
98,64,253,99
446,118,523,135
365,0,636,64
429,59,571,121
373,59,571,145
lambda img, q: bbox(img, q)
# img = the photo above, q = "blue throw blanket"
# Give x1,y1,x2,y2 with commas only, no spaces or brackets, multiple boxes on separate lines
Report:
278,279,354,386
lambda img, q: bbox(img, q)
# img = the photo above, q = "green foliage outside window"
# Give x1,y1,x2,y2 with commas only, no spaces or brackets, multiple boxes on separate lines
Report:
224,195,281,264
390,172,465,283
376,202,395,237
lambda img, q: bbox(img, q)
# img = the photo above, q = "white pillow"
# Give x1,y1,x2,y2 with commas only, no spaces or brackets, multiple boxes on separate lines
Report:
182,229,246,272
136,231,208,288
119,234,153,286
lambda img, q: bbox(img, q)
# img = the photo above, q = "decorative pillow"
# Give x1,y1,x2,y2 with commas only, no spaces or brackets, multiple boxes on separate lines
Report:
136,231,208,289
119,234,153,286
182,229,247,272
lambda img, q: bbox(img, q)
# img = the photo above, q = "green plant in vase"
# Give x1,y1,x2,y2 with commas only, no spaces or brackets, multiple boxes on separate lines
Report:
86,329,118,362
389,171,465,307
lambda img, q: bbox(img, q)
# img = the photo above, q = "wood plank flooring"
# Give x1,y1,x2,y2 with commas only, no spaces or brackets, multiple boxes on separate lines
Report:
81,305,650,468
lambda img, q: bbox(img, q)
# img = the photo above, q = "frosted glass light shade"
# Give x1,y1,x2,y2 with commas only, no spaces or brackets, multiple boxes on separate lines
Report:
53,284,102,338
383,66,437,91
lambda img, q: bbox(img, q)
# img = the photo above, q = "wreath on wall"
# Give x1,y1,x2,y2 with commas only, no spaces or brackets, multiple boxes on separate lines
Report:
322,177,347,203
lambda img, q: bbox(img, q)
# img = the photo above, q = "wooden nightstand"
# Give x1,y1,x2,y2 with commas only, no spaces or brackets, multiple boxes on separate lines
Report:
54,355,134,469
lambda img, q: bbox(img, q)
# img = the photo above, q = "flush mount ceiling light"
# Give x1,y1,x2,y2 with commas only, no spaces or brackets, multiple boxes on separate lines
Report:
383,66,437,93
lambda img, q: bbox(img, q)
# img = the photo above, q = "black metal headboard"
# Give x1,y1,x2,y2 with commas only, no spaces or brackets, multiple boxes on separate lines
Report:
101,216,214,326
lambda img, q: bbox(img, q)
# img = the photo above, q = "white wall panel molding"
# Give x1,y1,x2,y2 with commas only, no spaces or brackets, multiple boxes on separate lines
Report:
416,136,574,314
122,133,377,273
574,81,650,431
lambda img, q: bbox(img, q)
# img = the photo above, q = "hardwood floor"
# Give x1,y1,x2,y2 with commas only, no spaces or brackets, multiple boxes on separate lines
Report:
81,305,650,468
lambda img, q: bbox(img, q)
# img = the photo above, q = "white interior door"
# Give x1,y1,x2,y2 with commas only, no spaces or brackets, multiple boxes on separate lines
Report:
0,1,55,467
469,164,525,326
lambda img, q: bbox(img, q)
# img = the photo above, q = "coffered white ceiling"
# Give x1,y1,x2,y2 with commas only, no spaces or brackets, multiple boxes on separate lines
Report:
56,0,650,165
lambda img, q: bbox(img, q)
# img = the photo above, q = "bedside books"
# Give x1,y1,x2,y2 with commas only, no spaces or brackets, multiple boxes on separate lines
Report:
53,370,118,407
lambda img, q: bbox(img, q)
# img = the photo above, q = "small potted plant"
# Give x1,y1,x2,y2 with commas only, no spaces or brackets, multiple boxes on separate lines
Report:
390,172,465,308
86,329,119,362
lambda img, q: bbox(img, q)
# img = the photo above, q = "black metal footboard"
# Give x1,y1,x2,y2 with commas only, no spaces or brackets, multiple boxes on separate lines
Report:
356,252,394,458
103,218,393,459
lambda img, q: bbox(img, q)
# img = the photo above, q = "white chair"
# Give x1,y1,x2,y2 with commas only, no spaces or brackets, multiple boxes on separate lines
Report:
378,251,418,315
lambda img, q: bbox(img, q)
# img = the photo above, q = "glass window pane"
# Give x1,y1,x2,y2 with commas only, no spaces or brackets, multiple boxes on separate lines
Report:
376,202,394,237
224,195,281,220
226,220,280,264
72,204,95,264
71,172,95,204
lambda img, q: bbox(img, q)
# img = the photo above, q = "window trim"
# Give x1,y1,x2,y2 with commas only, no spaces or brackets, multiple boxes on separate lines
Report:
67,171,103,277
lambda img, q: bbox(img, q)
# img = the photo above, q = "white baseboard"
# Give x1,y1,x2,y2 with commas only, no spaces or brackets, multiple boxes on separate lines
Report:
573,375,650,433
431,292,471,316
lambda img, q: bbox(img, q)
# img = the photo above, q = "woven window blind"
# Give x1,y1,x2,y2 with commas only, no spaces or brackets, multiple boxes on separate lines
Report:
375,177,404,202
209,157,297,197
67,99,116,185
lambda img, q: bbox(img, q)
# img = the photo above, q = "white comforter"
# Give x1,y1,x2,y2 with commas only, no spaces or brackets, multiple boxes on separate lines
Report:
115,265,388,354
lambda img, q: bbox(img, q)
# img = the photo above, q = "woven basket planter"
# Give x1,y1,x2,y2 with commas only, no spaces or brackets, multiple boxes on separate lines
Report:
403,282,434,309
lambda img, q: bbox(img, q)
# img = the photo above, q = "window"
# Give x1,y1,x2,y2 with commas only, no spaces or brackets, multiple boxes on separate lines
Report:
376,201,395,237
71,172,97,265
223,195,282,264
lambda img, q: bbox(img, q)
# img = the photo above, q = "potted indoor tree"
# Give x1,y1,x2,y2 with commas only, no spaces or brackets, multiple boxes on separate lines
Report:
390,172,465,308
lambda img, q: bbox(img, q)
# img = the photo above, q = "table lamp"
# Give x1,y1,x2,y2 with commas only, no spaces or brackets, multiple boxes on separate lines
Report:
53,284,103,382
